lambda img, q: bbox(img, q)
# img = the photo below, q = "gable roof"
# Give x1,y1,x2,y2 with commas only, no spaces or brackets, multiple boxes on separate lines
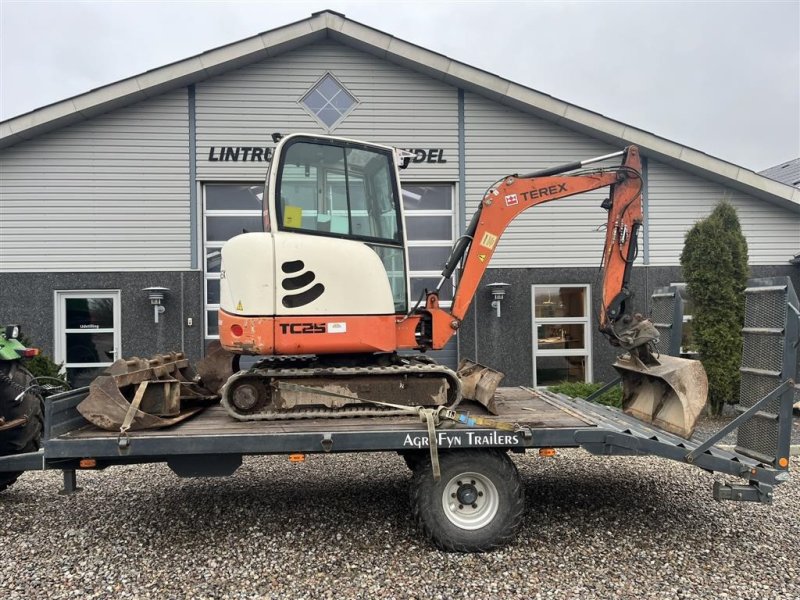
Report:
759,158,800,188
2,9,799,213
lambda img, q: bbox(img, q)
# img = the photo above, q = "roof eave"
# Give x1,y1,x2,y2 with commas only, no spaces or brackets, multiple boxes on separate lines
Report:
2,10,798,214
331,16,800,213
0,16,330,149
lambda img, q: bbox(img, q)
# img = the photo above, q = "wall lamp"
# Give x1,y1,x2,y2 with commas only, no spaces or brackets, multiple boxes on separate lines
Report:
486,282,511,318
142,287,170,324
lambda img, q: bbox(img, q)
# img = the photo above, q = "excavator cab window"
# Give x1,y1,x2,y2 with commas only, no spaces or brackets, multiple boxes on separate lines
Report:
275,137,408,313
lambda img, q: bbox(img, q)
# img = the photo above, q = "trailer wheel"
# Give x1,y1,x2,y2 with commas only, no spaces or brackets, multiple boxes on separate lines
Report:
398,450,427,471
0,362,43,493
410,449,524,552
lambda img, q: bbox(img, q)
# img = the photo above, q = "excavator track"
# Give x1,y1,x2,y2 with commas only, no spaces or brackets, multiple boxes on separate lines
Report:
220,362,462,421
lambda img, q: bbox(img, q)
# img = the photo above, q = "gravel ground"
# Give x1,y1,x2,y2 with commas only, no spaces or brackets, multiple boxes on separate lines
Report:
692,412,800,447
1,450,798,600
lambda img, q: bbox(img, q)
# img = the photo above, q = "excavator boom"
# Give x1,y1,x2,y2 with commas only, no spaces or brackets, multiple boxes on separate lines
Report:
414,144,706,437
418,146,644,350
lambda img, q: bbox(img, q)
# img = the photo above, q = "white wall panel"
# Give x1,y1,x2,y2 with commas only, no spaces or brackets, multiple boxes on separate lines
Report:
464,92,799,268
464,92,620,268
648,160,800,265
1,37,795,275
0,90,189,272
195,41,458,182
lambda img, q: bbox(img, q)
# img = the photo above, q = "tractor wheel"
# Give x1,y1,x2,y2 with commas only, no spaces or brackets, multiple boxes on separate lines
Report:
409,449,525,552
0,361,43,493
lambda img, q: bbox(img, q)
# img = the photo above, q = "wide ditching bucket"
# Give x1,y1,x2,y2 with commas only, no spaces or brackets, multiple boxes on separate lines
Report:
77,353,218,432
613,353,708,439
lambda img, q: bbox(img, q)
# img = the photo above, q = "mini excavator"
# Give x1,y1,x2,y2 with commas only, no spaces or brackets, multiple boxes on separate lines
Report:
77,134,706,437
205,133,707,436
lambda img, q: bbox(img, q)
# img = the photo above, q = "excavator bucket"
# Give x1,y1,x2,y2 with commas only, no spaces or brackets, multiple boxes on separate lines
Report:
77,353,218,431
194,340,238,395
613,354,708,438
456,359,505,414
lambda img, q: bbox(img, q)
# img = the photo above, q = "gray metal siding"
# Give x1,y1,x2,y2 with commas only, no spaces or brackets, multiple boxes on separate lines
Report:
648,160,800,266
463,92,621,267
0,90,190,272
463,92,800,268
195,41,458,182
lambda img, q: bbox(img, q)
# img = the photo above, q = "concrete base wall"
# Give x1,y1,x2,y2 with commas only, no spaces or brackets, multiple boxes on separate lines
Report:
1,265,797,387
0,271,205,363
458,264,800,387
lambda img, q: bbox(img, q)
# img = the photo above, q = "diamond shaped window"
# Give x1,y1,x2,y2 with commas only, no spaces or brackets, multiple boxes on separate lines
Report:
300,73,357,129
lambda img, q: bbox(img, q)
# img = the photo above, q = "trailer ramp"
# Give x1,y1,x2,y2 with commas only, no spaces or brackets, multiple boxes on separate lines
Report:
536,389,790,503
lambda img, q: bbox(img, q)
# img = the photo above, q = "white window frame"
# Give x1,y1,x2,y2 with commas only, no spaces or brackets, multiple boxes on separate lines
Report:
54,289,121,375
531,284,592,387
203,182,265,339
297,72,359,132
402,183,456,310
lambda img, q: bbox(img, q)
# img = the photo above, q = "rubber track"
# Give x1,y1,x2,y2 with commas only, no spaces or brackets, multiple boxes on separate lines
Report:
221,363,462,421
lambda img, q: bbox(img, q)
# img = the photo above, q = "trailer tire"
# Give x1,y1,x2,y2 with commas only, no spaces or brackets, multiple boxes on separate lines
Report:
410,449,524,552
0,362,43,493
399,450,426,471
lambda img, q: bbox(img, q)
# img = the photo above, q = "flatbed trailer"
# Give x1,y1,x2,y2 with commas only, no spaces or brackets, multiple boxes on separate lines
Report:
1,384,793,552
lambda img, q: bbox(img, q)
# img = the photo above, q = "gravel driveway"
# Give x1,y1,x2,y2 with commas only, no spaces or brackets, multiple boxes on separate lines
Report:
1,451,797,600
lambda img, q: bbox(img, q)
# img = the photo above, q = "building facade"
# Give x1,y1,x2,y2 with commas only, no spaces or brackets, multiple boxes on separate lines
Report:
1,11,799,387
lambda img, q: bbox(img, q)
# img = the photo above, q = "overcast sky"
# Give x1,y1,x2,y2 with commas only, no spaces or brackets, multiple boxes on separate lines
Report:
1,1,798,171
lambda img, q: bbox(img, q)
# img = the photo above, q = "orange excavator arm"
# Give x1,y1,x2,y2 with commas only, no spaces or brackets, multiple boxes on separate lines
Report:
410,146,644,351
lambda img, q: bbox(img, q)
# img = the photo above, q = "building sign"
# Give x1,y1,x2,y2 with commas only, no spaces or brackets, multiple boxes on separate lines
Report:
207,147,274,162
404,148,447,164
206,146,447,163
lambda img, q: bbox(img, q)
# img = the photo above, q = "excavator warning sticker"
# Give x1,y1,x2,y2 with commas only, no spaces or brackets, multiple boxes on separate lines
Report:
505,194,519,207
479,232,498,250
236,301,243,311
327,322,347,334
478,254,487,263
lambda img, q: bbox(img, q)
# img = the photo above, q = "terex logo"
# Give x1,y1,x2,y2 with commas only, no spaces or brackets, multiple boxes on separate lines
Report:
280,323,326,334
521,183,568,202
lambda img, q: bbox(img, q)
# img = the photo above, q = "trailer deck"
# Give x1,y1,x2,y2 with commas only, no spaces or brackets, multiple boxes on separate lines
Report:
2,381,794,551
0,385,787,501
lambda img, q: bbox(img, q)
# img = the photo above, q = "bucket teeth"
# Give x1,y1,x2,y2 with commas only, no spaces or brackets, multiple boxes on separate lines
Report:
614,354,708,438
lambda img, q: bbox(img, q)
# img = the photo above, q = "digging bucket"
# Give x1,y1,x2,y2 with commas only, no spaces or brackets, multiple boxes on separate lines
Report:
613,354,708,439
456,359,505,414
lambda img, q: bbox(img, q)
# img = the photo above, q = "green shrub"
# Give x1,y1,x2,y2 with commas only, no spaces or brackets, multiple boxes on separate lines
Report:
548,380,622,408
18,334,67,383
680,201,748,415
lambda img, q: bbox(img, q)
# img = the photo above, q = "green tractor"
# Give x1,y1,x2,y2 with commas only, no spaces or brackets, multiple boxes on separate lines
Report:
0,325,66,492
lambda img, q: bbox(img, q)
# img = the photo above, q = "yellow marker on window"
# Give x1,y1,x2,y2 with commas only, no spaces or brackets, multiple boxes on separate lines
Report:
284,205,303,228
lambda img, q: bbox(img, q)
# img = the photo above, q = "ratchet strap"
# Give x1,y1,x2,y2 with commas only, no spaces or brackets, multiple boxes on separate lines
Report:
276,382,520,480
117,380,148,448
